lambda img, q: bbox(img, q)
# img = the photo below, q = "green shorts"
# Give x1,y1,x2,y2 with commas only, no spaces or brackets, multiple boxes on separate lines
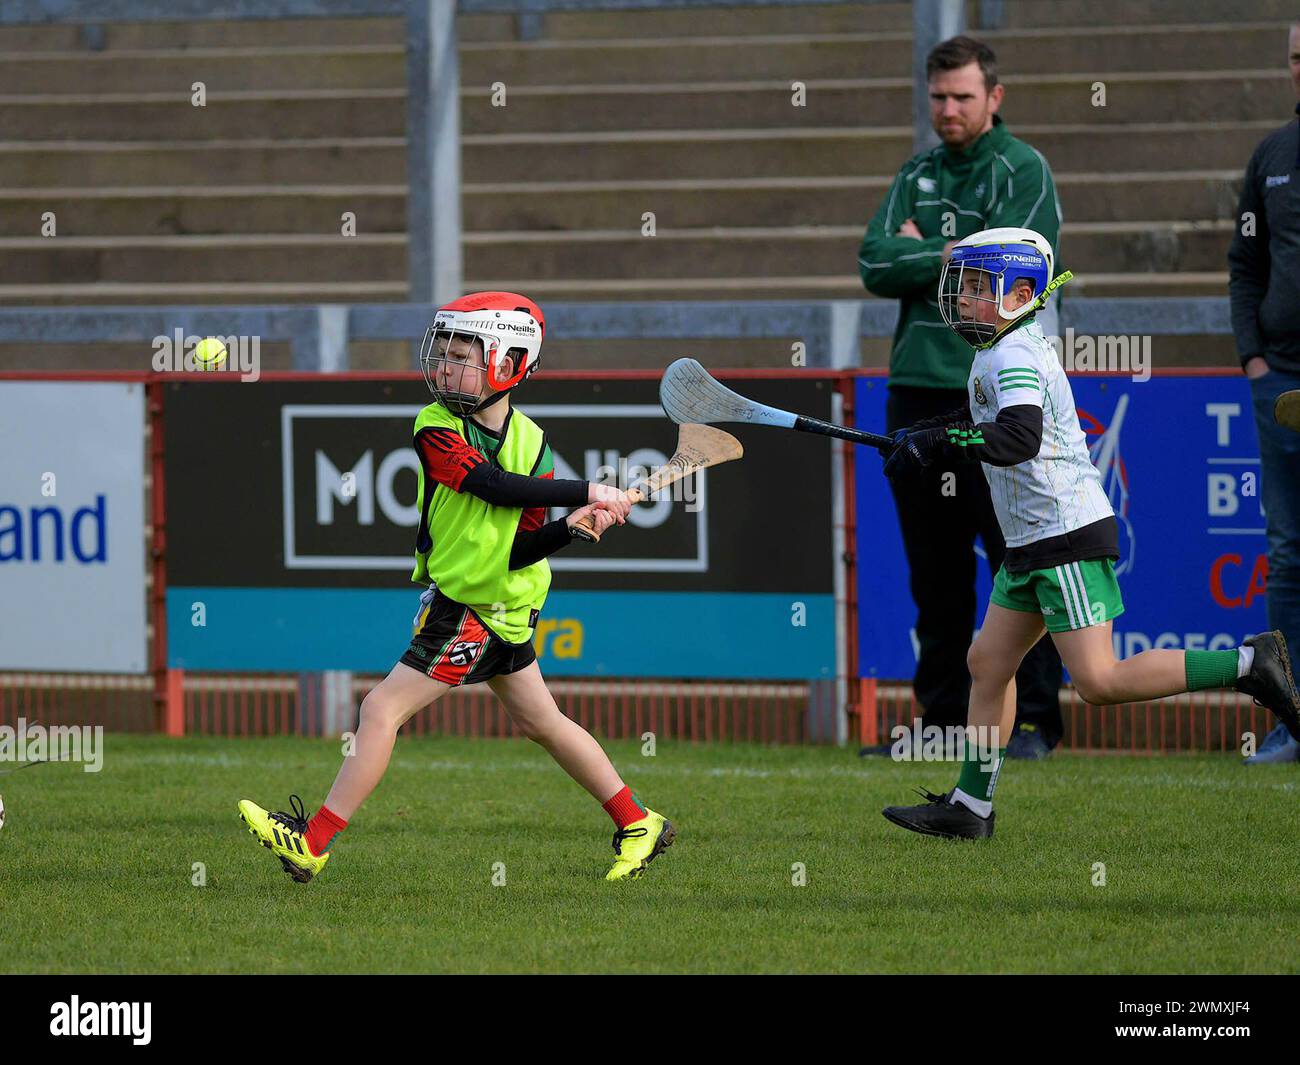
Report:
990,558,1125,633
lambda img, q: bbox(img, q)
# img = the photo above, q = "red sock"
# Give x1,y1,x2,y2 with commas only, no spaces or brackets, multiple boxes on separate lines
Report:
305,805,348,857
602,786,646,829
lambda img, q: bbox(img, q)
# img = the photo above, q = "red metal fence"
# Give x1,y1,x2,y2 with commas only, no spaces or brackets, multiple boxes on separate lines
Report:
0,670,1271,753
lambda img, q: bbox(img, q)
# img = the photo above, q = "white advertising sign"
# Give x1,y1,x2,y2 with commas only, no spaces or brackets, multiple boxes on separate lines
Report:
0,382,147,672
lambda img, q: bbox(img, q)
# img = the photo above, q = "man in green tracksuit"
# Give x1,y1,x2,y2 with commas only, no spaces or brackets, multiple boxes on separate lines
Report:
858,36,1067,757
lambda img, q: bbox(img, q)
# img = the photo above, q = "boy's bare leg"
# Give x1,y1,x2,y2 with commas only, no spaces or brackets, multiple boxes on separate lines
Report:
1050,621,1186,705
966,603,1051,743
323,662,451,820
488,660,624,802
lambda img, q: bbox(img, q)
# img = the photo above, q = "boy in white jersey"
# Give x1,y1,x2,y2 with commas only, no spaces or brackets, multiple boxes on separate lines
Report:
879,227,1300,839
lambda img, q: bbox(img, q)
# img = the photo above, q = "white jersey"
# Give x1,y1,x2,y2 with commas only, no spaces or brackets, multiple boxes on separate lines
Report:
968,320,1113,548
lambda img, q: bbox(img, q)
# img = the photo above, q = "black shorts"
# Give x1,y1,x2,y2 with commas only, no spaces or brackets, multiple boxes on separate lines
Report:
399,588,536,686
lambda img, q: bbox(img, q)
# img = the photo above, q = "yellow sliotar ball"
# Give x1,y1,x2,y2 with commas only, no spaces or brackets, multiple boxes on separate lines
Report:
194,337,228,369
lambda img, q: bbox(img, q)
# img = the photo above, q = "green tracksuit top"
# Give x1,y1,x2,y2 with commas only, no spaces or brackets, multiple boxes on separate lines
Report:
858,116,1063,390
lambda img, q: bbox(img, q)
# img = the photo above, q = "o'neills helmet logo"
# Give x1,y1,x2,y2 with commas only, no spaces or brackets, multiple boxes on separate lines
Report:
445,316,536,336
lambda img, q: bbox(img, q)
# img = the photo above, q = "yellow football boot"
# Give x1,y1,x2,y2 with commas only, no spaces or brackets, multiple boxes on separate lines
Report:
238,794,330,883
605,809,675,881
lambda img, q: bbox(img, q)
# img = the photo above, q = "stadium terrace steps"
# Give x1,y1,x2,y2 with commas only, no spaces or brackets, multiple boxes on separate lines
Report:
0,0,1288,365
0,185,408,236
0,124,1268,187
0,280,405,305
0,22,1278,95
0,74,1290,143
457,172,1244,229
0,137,410,188
454,24,1287,83
0,220,1234,286
0,170,1242,236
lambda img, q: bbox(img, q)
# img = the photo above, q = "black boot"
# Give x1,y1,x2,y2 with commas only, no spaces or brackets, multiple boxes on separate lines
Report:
1236,631,1300,740
882,788,995,840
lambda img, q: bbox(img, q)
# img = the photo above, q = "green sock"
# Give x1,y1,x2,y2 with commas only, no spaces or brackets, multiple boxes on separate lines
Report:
955,745,1007,803
1185,649,1240,691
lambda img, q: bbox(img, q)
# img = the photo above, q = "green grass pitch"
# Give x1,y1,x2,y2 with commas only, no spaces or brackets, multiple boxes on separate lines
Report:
2,734,1298,974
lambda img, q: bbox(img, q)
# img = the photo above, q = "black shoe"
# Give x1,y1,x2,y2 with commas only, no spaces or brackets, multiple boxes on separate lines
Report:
881,788,995,840
1006,723,1051,760
1235,631,1300,740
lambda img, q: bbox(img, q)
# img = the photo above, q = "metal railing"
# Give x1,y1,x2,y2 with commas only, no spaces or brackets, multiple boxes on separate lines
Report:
0,297,1234,374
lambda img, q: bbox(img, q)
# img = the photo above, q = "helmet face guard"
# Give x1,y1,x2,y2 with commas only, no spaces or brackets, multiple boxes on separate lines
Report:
419,292,545,414
419,324,493,415
938,237,1052,348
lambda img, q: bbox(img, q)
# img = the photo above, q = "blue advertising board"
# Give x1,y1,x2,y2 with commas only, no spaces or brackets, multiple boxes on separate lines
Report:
855,374,1269,677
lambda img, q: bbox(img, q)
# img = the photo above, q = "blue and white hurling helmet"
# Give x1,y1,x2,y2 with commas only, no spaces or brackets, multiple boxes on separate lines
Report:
938,227,1055,348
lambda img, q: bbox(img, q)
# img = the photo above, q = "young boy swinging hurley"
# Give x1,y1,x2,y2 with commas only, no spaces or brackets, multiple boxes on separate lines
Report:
238,291,676,881
879,228,1300,840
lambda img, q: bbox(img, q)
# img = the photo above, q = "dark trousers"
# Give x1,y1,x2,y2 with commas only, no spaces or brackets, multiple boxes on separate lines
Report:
886,386,1064,744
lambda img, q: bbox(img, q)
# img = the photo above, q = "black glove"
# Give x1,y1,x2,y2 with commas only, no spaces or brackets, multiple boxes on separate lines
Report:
883,427,950,482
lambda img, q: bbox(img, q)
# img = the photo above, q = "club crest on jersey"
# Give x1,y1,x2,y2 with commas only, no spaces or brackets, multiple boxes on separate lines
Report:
973,377,989,407
447,641,482,667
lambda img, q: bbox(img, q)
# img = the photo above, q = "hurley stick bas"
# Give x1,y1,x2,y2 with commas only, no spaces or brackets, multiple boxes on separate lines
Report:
571,422,743,543
659,357,895,452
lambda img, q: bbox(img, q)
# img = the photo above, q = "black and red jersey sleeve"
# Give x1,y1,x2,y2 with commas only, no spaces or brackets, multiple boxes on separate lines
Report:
415,427,487,492
518,468,553,533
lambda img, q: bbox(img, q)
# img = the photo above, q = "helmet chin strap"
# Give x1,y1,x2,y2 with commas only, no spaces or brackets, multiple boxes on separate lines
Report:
466,387,510,416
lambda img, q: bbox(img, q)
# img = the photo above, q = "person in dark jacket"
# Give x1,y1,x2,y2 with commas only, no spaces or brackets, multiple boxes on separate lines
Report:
1228,23,1300,765
858,36,1065,758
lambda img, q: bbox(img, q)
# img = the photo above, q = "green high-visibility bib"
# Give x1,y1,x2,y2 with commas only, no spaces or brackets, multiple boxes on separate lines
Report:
411,402,553,644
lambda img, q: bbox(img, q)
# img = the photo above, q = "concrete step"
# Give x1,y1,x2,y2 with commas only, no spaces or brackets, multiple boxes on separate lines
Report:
0,2,1284,57
460,220,1237,280
995,0,1295,29
0,280,404,305
0,185,407,236
0,71,1289,140
0,220,1232,285
985,22,1290,75
462,171,1243,230
0,22,1282,99
502,1,1283,38
0,46,406,95
0,89,406,141
0,5,898,54
534,3,910,39
1065,271,1229,297
0,137,408,188
0,121,1273,188
461,72,1295,134
456,23,1287,85
0,15,519,51
0,233,406,285
467,121,1276,180
1,170,1243,237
